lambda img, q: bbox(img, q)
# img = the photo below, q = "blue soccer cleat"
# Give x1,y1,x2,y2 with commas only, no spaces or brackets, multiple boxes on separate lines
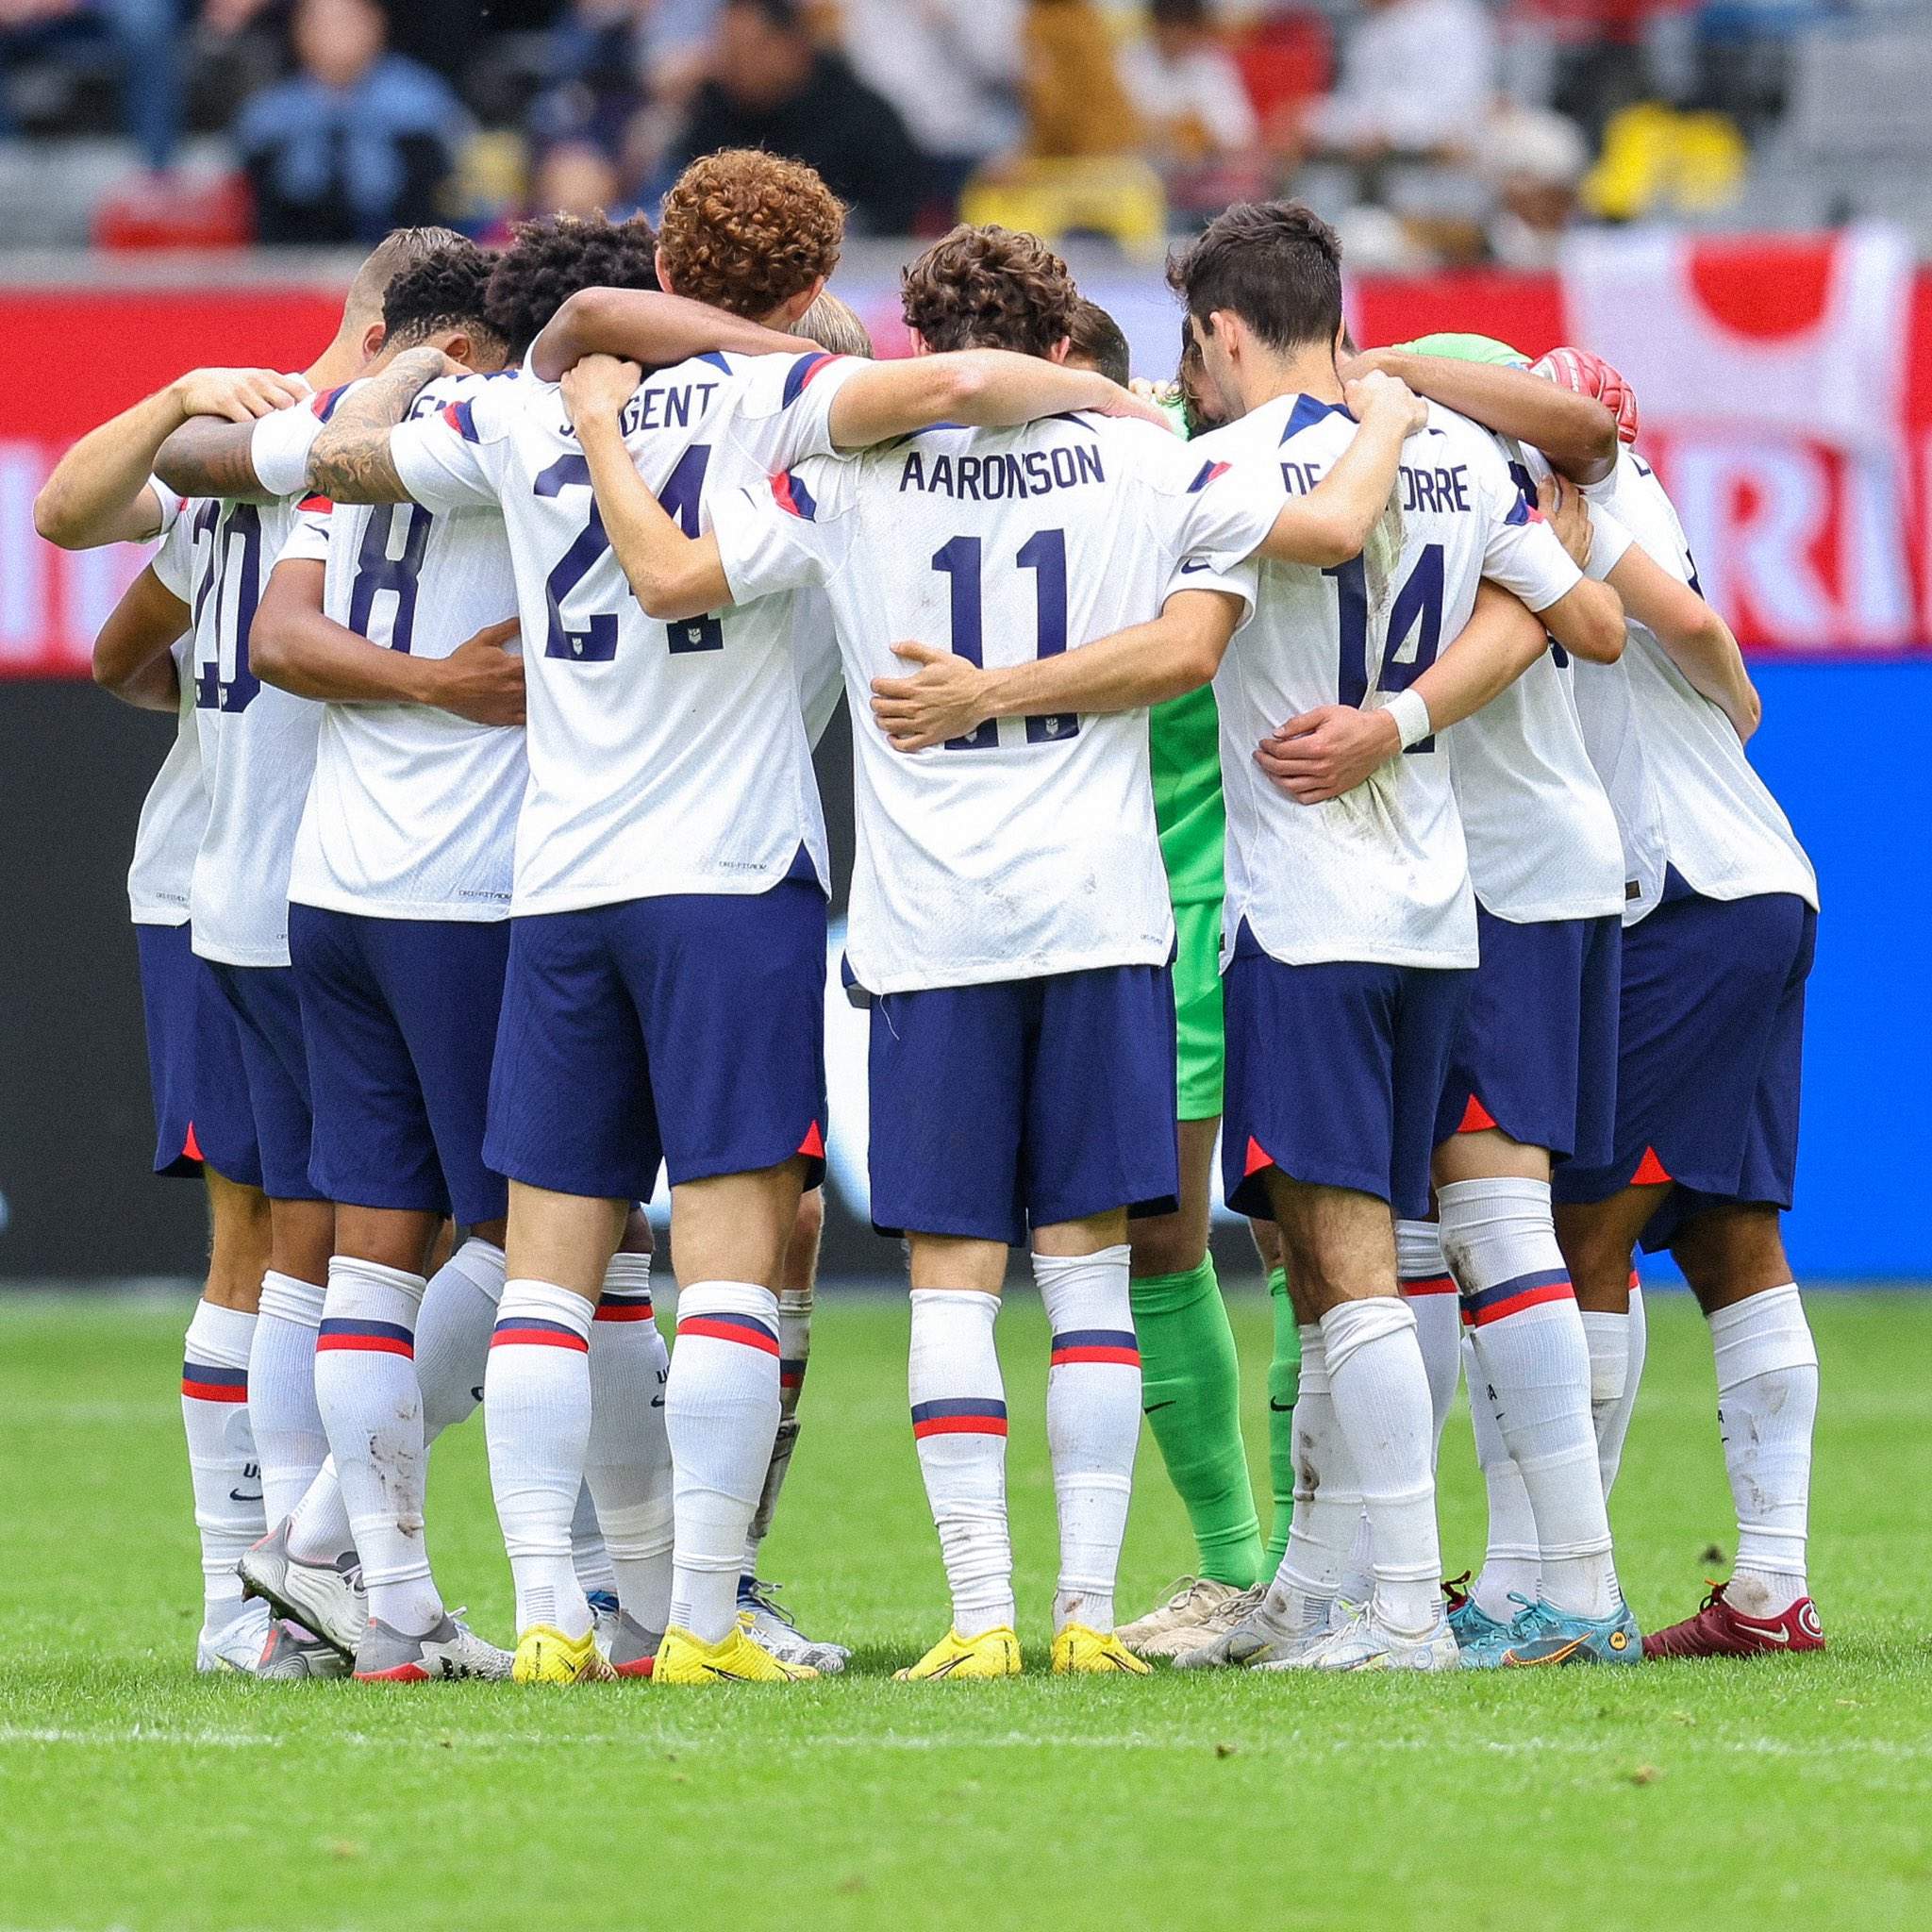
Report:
1461,1594,1643,1669
1443,1572,1508,1654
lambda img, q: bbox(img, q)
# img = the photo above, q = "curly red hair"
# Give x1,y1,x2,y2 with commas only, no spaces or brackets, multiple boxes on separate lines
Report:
658,149,845,320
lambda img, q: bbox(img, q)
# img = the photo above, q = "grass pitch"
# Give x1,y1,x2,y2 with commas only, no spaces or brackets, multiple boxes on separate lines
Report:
1,1286,1927,1932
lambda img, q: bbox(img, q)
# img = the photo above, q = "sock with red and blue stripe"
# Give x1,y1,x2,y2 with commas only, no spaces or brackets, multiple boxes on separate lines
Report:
666,1282,781,1644
315,1255,441,1637
1037,1245,1141,1635
485,1278,594,1641
1440,1176,1618,1621
587,1251,673,1640
181,1299,263,1631
908,1289,1013,1640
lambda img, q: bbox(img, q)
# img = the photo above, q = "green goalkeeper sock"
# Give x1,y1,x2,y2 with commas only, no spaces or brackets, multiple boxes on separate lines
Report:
1263,1264,1302,1574
1129,1257,1263,1589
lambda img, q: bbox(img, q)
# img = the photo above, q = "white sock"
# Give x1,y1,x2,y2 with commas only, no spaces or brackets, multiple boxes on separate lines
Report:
1036,1245,1140,1634
587,1251,674,1639
744,1282,813,1572
484,1278,594,1641
417,1237,505,1441
1464,1332,1541,1621
1321,1297,1441,1638
1441,1177,1618,1620
1335,1509,1374,1610
313,1256,440,1635
1711,1282,1817,1616
1266,1324,1357,1638
180,1300,264,1629
666,1282,781,1643
908,1289,1013,1640
1584,1273,1646,1498
1396,1219,1461,1463
571,1485,618,1601
250,1270,328,1526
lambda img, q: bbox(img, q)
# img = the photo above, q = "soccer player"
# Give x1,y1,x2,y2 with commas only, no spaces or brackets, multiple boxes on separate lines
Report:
548,222,1431,1677
872,203,1625,1671
302,179,1183,1688
142,227,484,1677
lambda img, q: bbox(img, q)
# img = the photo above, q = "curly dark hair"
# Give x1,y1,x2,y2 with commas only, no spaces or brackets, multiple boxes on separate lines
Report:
901,225,1076,358
381,238,507,358
483,211,660,358
658,149,845,321
1166,200,1342,354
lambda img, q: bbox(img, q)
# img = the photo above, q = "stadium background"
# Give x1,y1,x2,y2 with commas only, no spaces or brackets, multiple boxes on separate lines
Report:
3,2,1929,1288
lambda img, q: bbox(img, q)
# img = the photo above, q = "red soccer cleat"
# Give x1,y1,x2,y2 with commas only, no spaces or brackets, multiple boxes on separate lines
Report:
1643,1583,1824,1659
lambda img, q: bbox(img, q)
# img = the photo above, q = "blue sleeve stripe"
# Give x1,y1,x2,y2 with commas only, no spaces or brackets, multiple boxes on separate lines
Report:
782,352,834,408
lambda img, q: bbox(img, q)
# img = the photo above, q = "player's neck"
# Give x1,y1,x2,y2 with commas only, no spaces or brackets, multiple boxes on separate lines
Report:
1238,343,1342,417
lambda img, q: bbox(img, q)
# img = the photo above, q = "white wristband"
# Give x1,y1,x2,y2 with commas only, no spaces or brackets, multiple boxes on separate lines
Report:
1385,688,1432,750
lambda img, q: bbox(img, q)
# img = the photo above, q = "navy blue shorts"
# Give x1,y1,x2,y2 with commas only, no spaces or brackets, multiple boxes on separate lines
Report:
1553,870,1815,1252
291,904,510,1227
1435,908,1620,1166
867,963,1179,1246
1223,924,1472,1222
135,923,263,1187
484,878,828,1203
205,960,323,1203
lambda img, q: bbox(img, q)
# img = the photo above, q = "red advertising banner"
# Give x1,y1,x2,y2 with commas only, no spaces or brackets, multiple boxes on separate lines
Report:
9,241,1932,676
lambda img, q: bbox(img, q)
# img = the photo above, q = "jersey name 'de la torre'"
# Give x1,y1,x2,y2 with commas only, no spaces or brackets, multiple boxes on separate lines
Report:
711,410,1272,995
388,346,865,917
179,398,328,967
1576,447,1817,919
284,371,526,923
129,499,204,926
1439,434,1626,924
1196,393,1585,972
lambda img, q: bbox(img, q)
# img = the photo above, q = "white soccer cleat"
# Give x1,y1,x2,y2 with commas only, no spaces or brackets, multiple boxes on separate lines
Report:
256,1618,353,1680
737,1578,850,1674
236,1517,365,1660
1173,1589,1329,1670
195,1598,273,1675
1118,1576,1258,1658
354,1611,515,1683
1260,1604,1460,1674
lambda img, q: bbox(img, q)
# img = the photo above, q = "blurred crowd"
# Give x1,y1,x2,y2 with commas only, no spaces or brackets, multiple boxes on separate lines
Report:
0,1,1912,261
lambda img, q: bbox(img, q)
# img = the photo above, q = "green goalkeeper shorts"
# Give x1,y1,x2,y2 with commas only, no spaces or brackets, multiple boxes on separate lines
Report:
1173,896,1225,1123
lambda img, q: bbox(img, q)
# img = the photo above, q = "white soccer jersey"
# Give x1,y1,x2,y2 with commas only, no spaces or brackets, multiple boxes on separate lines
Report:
286,373,525,922
1200,395,1586,970
127,511,204,926
1439,436,1625,924
713,412,1267,993
792,591,844,750
1580,449,1817,914
389,348,865,916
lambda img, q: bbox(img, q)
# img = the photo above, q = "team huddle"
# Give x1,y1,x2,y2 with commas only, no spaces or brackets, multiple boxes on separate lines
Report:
37,146,1824,1686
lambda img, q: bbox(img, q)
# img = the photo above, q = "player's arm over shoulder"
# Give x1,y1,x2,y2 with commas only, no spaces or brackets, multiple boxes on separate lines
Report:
309,346,467,504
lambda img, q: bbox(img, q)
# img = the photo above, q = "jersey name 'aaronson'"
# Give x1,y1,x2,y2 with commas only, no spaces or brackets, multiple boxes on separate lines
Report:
897,441,1107,501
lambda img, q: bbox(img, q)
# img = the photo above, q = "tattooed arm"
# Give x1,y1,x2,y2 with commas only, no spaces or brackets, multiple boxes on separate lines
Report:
305,346,456,503
152,415,277,504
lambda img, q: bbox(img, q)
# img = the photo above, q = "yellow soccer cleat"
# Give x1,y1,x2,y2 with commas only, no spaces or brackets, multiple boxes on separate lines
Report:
1051,1623,1154,1675
892,1626,1022,1682
511,1623,618,1686
655,1623,818,1686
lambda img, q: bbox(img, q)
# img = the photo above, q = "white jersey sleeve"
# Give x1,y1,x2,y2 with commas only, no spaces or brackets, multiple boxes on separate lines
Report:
1472,434,1584,613
127,504,206,926
718,350,865,475
250,396,329,499
274,500,332,569
150,503,197,601
390,375,522,513
148,477,186,539
714,454,855,604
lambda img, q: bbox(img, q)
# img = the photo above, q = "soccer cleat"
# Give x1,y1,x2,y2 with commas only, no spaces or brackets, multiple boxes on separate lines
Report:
1117,1575,1255,1658
1272,1604,1460,1673
1643,1583,1824,1660
608,1609,662,1679
195,1599,273,1675
1461,1595,1643,1669
1051,1624,1153,1675
236,1518,365,1660
656,1623,818,1685
354,1612,514,1683
737,1576,850,1674
1443,1572,1509,1654
511,1623,618,1686
256,1618,352,1680
1174,1591,1327,1671
892,1626,1022,1682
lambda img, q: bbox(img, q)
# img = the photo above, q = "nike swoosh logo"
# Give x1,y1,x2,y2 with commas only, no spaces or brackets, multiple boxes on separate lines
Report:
651,1395,666,1407
229,1489,264,1503
1755,1624,1792,1646
1143,1400,1176,1414
1268,1399,1295,1412
1179,558,1211,574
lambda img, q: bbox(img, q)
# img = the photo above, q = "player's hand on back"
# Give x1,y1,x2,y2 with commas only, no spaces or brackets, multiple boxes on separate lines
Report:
429,618,525,727
1255,704,1402,805
172,367,312,423
1538,471,1593,569
560,355,643,430
871,641,993,753
1345,369,1428,438
1089,380,1174,432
